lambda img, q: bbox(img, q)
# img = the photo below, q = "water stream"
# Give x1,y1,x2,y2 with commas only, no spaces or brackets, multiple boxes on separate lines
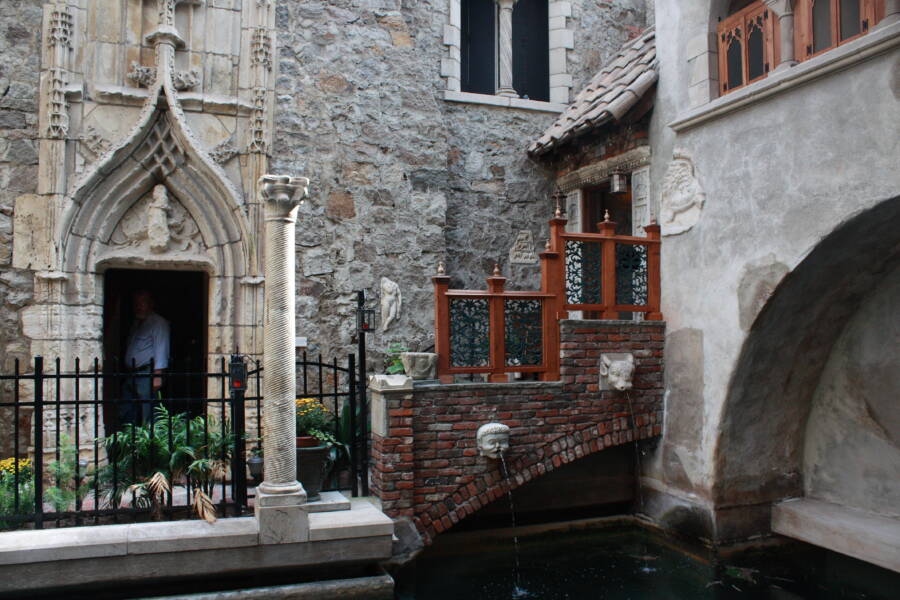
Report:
498,453,529,599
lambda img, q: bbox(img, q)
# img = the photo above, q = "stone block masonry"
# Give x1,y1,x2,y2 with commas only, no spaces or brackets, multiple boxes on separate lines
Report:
370,319,664,543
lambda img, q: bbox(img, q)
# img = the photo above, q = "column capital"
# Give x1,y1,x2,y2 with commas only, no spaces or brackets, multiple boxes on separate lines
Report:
259,174,309,219
495,0,519,7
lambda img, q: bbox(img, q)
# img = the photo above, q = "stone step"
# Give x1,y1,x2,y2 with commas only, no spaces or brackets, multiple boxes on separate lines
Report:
304,490,352,513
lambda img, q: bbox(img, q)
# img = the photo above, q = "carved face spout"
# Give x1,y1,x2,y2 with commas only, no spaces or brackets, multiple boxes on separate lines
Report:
476,423,511,459
599,354,635,392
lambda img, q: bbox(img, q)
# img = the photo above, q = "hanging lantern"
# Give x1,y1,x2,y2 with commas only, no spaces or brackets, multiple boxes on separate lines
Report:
610,171,627,194
356,290,376,332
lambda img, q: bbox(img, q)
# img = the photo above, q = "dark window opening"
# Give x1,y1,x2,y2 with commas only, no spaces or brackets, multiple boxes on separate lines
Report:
727,37,744,90
840,0,861,40
461,0,497,95
747,25,765,80
813,0,833,53
512,0,549,102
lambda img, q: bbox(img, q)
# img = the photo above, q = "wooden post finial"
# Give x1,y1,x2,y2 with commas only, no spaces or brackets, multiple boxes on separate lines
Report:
545,238,551,251
552,187,564,218
493,263,501,277
603,209,611,222
437,260,445,275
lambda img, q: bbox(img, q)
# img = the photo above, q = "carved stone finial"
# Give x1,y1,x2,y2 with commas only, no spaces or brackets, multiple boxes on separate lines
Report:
492,263,501,277
259,174,309,219
437,260,445,275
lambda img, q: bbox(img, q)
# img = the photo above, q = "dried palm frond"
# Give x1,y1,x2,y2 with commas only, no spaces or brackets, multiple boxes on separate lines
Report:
146,471,170,498
192,489,217,524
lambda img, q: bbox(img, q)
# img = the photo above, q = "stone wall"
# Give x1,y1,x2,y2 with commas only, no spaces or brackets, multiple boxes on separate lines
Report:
370,319,664,543
0,1,43,457
269,0,651,366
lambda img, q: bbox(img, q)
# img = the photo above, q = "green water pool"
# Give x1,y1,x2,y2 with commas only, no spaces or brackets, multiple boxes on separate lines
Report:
395,524,900,599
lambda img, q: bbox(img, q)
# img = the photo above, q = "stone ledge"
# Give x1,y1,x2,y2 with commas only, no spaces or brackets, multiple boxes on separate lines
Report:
772,497,900,573
560,318,666,328
670,20,900,132
0,500,393,567
412,380,565,392
443,90,566,113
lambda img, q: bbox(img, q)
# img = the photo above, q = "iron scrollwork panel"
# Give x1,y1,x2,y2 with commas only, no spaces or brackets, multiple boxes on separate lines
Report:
504,299,543,367
449,298,490,367
615,243,648,306
565,240,603,305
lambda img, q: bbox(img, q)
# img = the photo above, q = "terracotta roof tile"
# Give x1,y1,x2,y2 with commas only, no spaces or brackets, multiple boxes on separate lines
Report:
528,27,657,156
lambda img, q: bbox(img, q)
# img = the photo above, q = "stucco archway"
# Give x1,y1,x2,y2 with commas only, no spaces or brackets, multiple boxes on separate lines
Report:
712,196,900,515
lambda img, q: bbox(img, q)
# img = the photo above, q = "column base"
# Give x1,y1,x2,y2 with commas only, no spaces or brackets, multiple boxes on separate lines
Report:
255,484,310,544
773,60,797,72
496,88,519,98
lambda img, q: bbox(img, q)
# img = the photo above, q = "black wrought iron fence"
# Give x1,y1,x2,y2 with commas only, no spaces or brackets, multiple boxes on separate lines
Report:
0,352,366,531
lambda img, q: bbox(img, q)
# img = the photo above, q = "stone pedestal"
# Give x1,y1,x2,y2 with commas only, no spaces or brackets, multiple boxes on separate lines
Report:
255,487,309,544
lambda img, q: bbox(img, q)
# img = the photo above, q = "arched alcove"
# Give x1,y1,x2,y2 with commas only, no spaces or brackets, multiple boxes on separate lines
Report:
712,196,900,513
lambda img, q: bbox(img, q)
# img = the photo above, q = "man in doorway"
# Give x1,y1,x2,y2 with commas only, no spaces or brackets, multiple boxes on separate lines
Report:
120,290,170,426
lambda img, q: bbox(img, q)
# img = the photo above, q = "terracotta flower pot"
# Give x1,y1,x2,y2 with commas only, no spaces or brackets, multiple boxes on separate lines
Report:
296,435,319,448
296,444,330,501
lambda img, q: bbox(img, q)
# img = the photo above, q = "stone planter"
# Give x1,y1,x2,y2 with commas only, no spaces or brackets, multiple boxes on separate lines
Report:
296,444,330,501
247,455,263,485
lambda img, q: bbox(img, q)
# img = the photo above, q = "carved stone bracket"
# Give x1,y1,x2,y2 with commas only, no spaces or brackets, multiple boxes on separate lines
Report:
556,146,651,193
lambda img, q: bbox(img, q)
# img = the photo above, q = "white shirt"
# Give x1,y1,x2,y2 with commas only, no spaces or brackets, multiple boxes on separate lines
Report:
125,312,170,370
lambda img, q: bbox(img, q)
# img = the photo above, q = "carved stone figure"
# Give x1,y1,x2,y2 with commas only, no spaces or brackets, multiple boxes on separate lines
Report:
380,277,401,332
147,185,171,253
476,422,510,459
660,154,705,236
400,352,438,380
599,353,635,392
509,230,538,264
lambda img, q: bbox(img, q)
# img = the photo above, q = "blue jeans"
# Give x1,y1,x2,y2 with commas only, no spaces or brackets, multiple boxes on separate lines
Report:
120,366,154,426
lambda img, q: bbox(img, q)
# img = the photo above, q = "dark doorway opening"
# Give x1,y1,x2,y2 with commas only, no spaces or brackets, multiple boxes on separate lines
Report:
102,269,208,431
583,184,633,236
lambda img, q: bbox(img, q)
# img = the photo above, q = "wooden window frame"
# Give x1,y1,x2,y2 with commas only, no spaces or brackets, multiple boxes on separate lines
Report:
717,2,778,95
795,0,880,61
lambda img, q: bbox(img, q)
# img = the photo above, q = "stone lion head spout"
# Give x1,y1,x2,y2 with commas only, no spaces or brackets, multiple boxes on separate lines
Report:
476,422,511,460
599,353,635,392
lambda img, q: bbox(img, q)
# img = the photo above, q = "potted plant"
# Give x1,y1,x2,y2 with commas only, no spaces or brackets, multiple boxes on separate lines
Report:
295,397,336,501
247,443,263,486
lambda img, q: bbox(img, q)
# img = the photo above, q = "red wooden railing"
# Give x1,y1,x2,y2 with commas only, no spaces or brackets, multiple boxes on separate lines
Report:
433,212,661,383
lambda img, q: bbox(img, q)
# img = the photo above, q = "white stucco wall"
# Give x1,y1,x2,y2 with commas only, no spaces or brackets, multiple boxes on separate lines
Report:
645,0,900,523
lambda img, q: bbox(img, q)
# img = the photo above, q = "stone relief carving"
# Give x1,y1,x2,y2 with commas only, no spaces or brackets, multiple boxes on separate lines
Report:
380,277,401,332
400,352,438,380
109,187,203,254
599,353,635,392
251,28,273,71
208,136,238,164
476,422,510,459
48,4,73,48
509,230,538,264
79,126,111,159
128,62,199,91
248,87,268,154
660,153,705,236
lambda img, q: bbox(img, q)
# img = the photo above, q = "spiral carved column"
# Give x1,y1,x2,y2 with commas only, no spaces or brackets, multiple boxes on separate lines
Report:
255,174,311,544
496,0,519,97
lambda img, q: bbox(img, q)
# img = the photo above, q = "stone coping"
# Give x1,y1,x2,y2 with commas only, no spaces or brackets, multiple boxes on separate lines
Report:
670,20,900,132
559,318,666,327
772,497,900,573
0,499,393,567
411,379,564,392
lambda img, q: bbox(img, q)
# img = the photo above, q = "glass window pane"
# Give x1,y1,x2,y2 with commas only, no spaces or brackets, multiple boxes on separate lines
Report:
727,37,743,90
747,26,764,80
813,0,833,53
840,0,861,40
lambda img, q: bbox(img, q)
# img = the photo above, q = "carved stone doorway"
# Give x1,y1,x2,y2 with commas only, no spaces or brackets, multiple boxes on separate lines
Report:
102,269,208,432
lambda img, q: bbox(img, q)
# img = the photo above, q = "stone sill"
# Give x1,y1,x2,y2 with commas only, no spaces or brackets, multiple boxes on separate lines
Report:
560,319,666,328
0,499,392,567
772,497,900,573
413,380,565,391
444,90,566,113
670,20,900,132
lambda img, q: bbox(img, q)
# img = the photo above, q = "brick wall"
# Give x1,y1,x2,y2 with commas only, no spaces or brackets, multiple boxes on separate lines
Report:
370,319,664,543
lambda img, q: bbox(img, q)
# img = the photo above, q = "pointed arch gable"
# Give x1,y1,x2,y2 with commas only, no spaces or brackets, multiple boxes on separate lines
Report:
60,92,252,280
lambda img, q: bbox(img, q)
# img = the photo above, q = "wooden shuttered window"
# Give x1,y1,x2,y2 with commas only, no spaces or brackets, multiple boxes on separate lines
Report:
512,0,550,102
461,0,497,95
717,2,777,95
795,0,879,61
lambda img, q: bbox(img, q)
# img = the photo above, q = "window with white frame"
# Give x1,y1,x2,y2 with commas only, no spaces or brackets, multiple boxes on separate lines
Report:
443,0,573,107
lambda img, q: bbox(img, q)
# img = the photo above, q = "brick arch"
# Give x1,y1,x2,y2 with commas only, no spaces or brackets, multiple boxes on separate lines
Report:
370,319,665,544
413,419,657,544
